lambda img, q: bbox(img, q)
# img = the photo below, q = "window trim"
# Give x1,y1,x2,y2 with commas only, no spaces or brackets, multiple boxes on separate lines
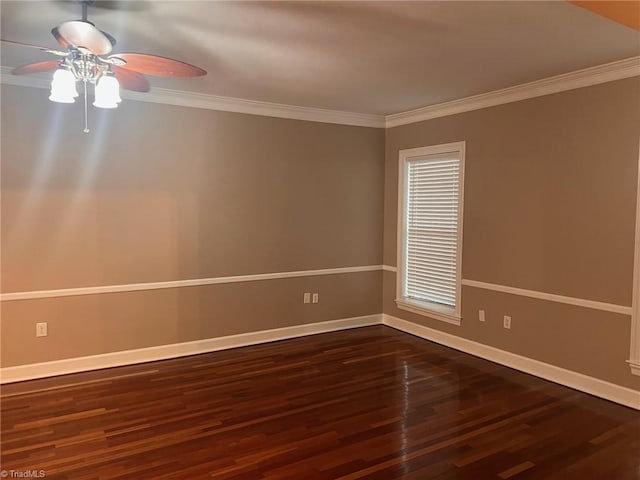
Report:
630,140,640,376
396,141,466,326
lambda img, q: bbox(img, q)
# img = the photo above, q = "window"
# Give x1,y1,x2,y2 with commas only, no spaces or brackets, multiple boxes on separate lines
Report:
396,142,465,325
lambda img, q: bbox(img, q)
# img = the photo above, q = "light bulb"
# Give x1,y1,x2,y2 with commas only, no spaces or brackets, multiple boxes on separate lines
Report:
93,75,121,109
49,68,78,103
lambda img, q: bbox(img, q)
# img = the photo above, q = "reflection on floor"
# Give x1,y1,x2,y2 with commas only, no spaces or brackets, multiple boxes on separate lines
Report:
1,325,639,479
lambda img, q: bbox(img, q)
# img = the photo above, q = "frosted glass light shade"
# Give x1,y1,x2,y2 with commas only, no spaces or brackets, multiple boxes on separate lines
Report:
49,68,78,103
93,75,122,109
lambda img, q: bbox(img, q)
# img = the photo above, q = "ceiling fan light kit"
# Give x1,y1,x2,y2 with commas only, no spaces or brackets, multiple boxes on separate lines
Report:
93,73,122,109
49,65,79,103
2,1,206,132
48,47,122,108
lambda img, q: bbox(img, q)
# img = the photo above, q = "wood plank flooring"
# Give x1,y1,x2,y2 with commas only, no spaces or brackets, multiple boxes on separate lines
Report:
1,325,639,479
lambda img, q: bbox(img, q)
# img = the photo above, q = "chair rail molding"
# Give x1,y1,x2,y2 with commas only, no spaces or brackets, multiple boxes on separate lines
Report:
0,265,384,302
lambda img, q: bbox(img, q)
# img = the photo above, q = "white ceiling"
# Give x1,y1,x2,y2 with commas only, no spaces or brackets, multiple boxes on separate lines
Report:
1,1,639,115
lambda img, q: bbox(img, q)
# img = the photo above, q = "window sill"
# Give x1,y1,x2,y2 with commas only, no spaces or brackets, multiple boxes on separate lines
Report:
395,299,461,326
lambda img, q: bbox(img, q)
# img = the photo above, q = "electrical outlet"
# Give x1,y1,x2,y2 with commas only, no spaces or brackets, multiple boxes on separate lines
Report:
303,292,311,304
36,322,48,337
503,315,511,329
478,309,485,322
312,293,319,304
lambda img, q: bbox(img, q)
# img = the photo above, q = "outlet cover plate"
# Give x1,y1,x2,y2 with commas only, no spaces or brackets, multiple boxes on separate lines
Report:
36,322,48,337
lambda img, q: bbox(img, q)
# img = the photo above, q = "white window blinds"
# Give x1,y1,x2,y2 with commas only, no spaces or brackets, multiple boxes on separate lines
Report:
404,153,461,309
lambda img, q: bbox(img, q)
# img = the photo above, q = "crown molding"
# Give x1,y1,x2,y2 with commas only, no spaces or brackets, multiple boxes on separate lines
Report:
127,88,386,128
3,56,639,129
0,66,385,128
385,56,640,128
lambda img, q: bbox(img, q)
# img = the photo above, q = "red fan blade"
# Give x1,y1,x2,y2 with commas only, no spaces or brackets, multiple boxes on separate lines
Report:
12,60,60,75
1,38,67,56
55,21,112,55
112,66,150,92
113,53,206,77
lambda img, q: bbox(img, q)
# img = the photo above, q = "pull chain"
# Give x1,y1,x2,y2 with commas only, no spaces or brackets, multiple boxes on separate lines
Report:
83,80,90,133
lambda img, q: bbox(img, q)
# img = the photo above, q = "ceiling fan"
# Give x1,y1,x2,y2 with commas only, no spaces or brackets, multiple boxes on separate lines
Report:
1,0,207,132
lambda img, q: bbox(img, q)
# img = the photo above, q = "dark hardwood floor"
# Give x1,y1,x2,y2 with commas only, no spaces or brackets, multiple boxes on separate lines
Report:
1,325,639,479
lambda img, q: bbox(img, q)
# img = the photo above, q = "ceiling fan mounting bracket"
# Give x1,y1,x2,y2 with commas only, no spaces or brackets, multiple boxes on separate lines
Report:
80,1,93,22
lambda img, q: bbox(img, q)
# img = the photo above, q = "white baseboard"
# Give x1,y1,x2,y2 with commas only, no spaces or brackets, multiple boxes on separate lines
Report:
3,313,638,411
0,314,382,384
629,360,640,377
383,314,640,410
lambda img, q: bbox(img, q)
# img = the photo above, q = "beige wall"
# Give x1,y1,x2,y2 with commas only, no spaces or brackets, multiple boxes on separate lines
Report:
3,272,381,366
384,77,640,389
1,84,384,366
2,77,640,393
